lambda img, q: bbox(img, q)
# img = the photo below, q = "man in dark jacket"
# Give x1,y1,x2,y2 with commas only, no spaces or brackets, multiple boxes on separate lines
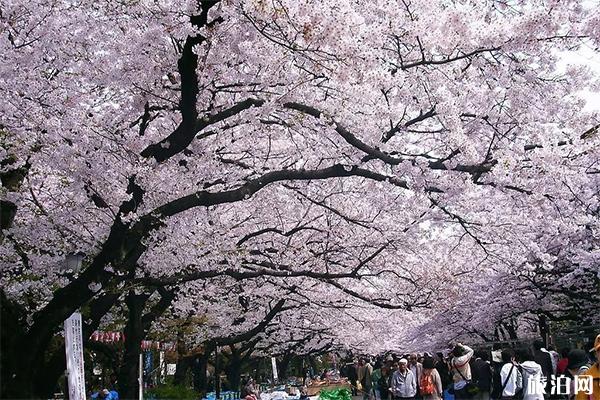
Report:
348,360,359,396
435,353,451,390
533,340,553,396
471,351,492,400
490,344,504,399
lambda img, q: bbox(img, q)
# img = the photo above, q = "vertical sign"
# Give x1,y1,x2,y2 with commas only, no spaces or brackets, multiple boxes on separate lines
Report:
271,357,278,382
139,353,144,400
160,351,165,383
64,313,86,400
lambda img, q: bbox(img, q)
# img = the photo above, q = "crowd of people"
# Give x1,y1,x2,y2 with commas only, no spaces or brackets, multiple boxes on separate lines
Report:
85,335,600,400
340,335,600,400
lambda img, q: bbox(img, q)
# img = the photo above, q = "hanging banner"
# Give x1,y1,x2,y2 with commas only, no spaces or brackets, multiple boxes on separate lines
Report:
160,351,166,383
64,312,86,400
89,331,175,351
144,350,153,385
271,357,278,382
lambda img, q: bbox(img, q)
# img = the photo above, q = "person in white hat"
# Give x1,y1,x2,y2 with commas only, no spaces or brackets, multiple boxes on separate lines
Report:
390,359,417,400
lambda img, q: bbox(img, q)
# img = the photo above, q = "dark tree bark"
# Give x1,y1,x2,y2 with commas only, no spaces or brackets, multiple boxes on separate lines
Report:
0,290,29,398
194,346,215,394
33,292,122,397
538,314,549,347
308,356,319,377
224,342,256,392
119,288,175,398
118,291,151,400
174,326,193,387
224,346,243,391
277,352,294,381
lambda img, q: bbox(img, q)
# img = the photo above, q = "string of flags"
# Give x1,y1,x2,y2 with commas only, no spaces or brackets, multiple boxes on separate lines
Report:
141,341,176,351
90,331,124,342
89,331,176,351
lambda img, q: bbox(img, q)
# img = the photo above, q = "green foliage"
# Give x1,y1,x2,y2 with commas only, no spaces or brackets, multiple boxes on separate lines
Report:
146,382,199,400
319,388,352,400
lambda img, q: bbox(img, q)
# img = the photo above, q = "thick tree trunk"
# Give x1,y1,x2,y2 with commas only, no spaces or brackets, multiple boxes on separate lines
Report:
538,314,549,347
225,349,243,392
174,356,195,387
193,352,211,393
249,358,261,382
1,290,33,398
34,341,66,397
8,256,126,398
504,321,518,341
174,329,192,386
33,292,122,398
277,353,294,381
15,186,150,397
308,356,319,378
118,291,150,400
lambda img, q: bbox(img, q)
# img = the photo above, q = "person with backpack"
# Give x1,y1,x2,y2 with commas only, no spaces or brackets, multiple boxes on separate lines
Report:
499,349,523,400
471,351,492,400
518,351,544,400
421,357,443,400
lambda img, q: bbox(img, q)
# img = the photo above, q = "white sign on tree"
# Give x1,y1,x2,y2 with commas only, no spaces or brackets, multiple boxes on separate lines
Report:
64,313,86,400
271,357,278,382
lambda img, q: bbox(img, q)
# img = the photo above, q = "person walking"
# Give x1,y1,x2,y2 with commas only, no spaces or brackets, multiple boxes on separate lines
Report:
556,349,569,376
410,354,424,399
391,359,417,400
471,351,492,400
547,346,559,376
567,349,591,400
533,340,553,396
359,357,374,400
435,353,452,392
386,355,396,371
491,345,505,400
420,357,443,400
519,351,543,400
499,349,522,400
373,365,392,400
349,360,359,396
242,378,258,400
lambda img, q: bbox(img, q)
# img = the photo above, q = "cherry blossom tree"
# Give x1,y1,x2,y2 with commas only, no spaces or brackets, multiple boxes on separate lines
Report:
1,0,600,397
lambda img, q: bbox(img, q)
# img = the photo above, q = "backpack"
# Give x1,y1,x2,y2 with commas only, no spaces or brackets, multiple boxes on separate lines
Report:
514,365,524,400
420,372,435,395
